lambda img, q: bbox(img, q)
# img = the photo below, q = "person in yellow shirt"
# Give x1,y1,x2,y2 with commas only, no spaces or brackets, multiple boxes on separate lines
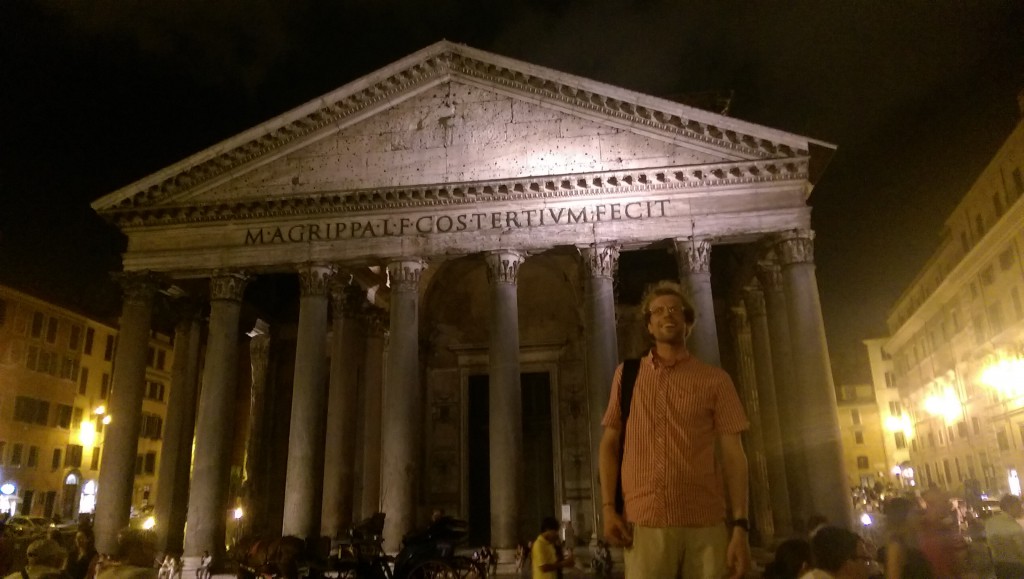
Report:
532,517,574,579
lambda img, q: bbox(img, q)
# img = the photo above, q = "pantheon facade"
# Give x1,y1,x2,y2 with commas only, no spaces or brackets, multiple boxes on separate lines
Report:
90,42,851,564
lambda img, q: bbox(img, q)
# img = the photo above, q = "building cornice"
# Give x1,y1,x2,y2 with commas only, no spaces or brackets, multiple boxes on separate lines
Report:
103,157,809,228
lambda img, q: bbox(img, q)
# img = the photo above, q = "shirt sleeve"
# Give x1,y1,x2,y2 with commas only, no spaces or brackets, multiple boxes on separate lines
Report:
600,363,625,429
713,370,750,434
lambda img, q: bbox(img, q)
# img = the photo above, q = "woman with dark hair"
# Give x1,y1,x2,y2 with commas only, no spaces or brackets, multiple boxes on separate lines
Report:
65,529,98,579
763,539,811,579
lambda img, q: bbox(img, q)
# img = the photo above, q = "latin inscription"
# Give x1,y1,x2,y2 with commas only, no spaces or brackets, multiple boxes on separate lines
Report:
243,200,670,245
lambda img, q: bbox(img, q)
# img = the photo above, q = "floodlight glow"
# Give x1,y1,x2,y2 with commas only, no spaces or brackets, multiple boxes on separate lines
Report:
102,416,112,425
94,406,106,415
78,421,96,447
979,357,1024,398
234,507,244,520
923,388,961,423
860,513,872,526
142,516,156,530
891,465,903,475
1011,470,1022,497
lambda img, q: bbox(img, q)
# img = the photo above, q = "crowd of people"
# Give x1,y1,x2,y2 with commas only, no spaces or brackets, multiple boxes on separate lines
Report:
0,520,161,579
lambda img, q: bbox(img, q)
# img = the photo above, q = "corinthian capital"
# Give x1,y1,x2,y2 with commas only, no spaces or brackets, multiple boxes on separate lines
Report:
387,259,427,292
755,259,783,293
113,271,163,306
580,244,619,279
485,250,525,285
210,270,251,302
297,263,335,297
775,229,815,266
674,238,712,274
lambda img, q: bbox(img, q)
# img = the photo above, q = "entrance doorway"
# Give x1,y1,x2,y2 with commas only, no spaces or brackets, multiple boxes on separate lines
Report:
467,372,555,546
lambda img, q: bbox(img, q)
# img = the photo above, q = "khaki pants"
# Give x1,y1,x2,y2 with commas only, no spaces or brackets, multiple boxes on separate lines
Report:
624,524,728,579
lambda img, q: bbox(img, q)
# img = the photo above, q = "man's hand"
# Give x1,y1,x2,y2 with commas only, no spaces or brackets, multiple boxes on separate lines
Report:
726,527,750,579
602,508,633,547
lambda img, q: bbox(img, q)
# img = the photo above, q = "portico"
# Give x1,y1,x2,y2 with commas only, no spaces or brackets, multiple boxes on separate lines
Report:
91,41,849,563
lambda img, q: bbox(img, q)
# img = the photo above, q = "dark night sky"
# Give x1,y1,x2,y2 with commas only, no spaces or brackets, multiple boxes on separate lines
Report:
2,1,1023,381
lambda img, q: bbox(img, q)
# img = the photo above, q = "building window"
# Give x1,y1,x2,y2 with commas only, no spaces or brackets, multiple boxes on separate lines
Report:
894,432,907,449
1012,288,1023,321
146,382,165,402
84,328,94,355
14,396,50,426
1013,167,1024,199
981,266,995,286
51,448,62,470
998,429,1010,451
857,456,869,470
975,214,986,237
855,431,864,444
973,417,981,434
989,303,1004,335
947,425,955,442
101,374,110,399
960,231,970,253
140,414,163,440
144,452,157,475
72,407,83,429
78,367,89,395
11,443,24,466
90,447,100,470
995,193,1006,217
943,459,953,483
65,445,83,468
889,401,903,416
885,372,896,389
45,318,58,344
156,350,166,371
27,446,39,468
851,409,861,426
31,312,44,338
54,405,72,429
103,336,114,362
958,421,968,438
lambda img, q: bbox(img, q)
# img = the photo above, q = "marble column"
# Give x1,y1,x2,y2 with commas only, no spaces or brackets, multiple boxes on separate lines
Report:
581,244,619,541
282,264,334,539
359,308,388,520
757,259,809,526
728,307,773,545
742,284,793,537
380,259,426,551
184,271,249,567
155,302,202,556
241,319,271,538
95,272,160,555
486,250,526,550
674,238,720,366
774,230,853,526
321,281,366,538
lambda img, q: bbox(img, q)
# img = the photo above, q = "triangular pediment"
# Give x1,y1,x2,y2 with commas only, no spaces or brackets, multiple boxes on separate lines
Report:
92,40,832,221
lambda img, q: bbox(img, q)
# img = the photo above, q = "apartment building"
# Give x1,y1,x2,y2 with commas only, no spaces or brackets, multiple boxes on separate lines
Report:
835,381,890,489
0,284,173,519
884,102,1024,497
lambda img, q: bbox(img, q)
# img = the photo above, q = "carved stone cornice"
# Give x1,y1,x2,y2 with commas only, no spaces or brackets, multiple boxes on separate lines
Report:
484,250,525,285
102,157,811,227
775,229,815,266
580,244,619,280
755,259,783,293
210,270,251,302
296,263,335,297
113,271,163,306
387,259,426,292
742,283,767,318
674,238,713,274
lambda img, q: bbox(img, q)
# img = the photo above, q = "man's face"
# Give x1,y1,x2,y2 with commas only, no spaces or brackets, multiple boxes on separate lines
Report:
647,294,689,345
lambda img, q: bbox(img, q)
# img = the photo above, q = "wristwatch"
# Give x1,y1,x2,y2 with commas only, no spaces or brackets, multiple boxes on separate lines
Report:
730,518,750,532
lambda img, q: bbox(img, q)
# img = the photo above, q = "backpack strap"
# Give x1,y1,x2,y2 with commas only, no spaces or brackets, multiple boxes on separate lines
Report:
614,358,641,515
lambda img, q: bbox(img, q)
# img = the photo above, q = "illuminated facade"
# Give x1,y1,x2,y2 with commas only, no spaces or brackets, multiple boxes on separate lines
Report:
89,41,850,564
834,381,890,488
885,104,1024,497
863,338,913,487
0,284,173,519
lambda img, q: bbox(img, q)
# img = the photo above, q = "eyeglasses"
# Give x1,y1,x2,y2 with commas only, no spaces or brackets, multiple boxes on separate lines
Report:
650,305,682,317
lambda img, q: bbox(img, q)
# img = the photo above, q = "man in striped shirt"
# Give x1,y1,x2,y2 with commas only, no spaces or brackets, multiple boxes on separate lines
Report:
599,280,751,579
